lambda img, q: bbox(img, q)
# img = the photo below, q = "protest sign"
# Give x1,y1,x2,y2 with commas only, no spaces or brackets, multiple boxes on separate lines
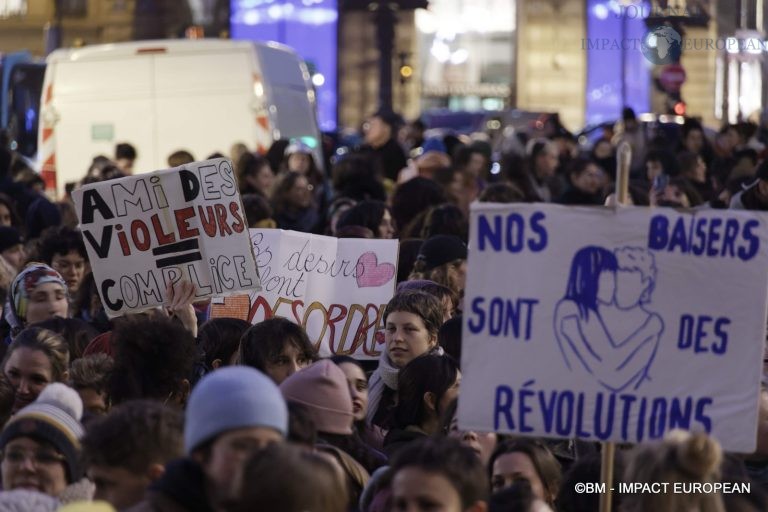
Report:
211,229,398,358
458,203,768,452
72,158,261,317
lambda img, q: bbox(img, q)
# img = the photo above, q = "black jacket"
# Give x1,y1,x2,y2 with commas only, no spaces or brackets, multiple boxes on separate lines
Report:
383,428,427,458
127,458,215,512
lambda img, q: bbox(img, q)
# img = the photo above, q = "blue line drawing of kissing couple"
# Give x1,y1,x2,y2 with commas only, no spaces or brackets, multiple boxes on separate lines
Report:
554,246,664,393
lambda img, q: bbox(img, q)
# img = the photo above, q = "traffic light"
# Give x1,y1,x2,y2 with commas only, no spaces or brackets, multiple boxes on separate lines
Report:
664,90,685,116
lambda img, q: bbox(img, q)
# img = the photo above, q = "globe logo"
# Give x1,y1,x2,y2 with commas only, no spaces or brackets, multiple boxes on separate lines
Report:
642,26,682,65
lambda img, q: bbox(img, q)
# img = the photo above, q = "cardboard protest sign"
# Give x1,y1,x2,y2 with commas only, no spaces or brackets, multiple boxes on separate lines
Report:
458,203,768,452
211,229,398,358
72,158,261,317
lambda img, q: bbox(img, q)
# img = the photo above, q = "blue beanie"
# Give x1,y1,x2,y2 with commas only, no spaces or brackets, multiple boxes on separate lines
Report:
184,367,288,454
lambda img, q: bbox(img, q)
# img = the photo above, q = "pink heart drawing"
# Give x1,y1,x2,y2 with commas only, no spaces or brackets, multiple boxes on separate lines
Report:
355,251,395,288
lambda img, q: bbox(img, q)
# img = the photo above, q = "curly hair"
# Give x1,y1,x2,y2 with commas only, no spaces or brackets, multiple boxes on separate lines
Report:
35,225,87,264
108,316,197,405
82,399,183,474
69,353,113,395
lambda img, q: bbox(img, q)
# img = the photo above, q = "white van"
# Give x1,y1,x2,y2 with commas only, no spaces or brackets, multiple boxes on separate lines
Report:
38,39,323,196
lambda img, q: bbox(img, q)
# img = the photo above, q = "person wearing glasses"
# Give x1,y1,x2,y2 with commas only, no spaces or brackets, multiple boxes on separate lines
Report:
0,383,87,500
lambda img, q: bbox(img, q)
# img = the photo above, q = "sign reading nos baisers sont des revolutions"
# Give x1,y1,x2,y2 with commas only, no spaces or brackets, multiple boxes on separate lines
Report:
72,158,261,317
458,203,768,452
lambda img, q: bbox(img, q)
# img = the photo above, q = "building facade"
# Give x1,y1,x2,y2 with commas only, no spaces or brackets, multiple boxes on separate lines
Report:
0,1,743,133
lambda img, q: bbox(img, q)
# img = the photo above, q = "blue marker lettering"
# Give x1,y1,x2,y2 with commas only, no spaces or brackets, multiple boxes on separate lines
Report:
619,394,637,441
669,397,693,429
695,397,713,432
505,214,525,252
668,218,688,253
712,318,730,355
705,218,723,257
721,219,739,257
649,397,667,439
594,392,616,440
575,392,591,439
555,391,575,436
494,385,515,430
648,215,669,250
468,297,485,334
518,380,535,433
738,219,760,261
538,390,557,434
478,215,502,252
528,211,548,252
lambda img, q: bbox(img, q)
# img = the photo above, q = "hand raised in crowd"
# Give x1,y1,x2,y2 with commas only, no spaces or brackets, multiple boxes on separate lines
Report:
164,280,198,338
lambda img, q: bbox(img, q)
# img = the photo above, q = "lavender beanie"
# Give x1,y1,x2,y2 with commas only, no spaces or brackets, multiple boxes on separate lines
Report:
184,366,288,454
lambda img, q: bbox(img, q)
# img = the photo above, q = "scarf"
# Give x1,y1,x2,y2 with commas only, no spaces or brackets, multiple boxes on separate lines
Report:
8,263,67,334
366,344,444,426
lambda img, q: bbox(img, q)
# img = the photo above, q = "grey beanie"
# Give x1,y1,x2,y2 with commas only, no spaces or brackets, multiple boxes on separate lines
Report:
184,366,288,454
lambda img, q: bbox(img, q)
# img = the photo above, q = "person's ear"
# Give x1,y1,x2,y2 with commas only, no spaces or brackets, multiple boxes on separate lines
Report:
211,359,222,370
146,463,165,482
61,370,70,383
177,379,191,406
424,391,437,412
429,334,438,349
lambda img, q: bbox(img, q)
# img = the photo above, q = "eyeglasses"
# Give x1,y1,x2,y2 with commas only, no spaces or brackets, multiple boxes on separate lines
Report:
2,449,66,465
2,448,66,466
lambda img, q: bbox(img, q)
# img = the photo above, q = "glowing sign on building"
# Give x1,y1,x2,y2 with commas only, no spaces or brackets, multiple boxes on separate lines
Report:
231,0,338,131
586,0,651,125
0,0,26,19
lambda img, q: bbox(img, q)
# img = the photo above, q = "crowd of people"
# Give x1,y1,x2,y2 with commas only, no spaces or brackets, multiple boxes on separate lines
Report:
0,106,765,511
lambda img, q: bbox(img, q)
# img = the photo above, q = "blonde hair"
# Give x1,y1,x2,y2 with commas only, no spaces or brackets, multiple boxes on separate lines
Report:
621,431,725,512
3,327,70,381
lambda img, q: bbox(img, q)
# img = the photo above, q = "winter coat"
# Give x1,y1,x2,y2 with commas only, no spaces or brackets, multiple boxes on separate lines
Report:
126,459,214,512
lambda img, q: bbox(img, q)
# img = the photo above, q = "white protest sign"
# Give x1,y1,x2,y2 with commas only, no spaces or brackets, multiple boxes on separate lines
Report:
73,158,261,317
211,229,398,359
458,203,768,452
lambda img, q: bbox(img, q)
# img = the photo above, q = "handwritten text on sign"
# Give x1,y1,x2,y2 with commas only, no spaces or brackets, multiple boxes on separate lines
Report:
458,203,768,452
211,230,398,359
72,158,261,317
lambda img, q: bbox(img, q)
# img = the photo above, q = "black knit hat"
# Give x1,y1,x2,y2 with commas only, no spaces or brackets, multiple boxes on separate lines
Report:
417,235,468,271
0,226,22,253
0,383,85,483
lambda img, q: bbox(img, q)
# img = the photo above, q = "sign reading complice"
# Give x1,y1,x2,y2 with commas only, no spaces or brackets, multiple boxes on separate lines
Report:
458,203,768,452
211,230,398,359
73,158,261,317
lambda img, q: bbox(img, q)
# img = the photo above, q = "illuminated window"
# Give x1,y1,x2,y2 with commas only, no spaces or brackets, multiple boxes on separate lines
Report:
0,0,27,19
416,0,515,110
